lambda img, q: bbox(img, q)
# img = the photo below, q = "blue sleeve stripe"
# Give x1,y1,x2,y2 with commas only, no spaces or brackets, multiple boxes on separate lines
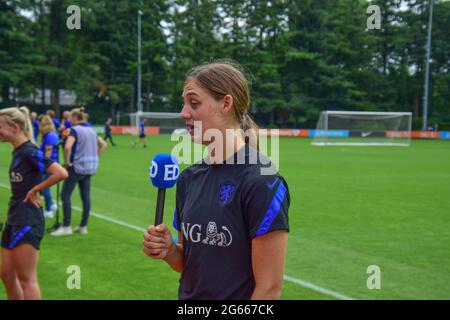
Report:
255,182,287,237
36,150,44,173
173,208,180,232
8,225,32,249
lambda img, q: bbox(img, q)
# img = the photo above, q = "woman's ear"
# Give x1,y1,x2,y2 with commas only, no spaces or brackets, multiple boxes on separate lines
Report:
222,94,234,115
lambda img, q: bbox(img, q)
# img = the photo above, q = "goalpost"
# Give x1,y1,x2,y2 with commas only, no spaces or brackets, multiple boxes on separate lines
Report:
311,111,412,146
128,111,186,134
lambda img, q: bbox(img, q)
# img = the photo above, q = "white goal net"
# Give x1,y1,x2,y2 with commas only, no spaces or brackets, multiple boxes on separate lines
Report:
311,111,412,146
128,111,185,134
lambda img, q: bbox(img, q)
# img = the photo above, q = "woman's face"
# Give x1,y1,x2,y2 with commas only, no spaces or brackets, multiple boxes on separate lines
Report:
181,81,226,144
70,114,78,125
0,117,16,142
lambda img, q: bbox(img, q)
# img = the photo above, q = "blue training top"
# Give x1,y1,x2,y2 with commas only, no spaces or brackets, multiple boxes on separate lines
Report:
40,131,59,163
139,121,145,135
52,118,61,132
64,119,72,129
32,119,39,141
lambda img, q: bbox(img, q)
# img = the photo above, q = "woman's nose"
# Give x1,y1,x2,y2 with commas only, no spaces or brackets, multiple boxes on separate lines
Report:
180,104,191,120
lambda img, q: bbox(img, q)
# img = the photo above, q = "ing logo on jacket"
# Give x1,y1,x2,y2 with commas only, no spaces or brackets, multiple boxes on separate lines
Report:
181,222,233,247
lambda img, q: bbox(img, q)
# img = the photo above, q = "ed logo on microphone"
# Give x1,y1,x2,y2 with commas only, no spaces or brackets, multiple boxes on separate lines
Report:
149,154,180,226
150,161,179,182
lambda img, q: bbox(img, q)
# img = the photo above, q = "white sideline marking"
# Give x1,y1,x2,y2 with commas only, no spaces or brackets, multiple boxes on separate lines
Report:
0,181,354,300
283,275,353,300
71,205,146,233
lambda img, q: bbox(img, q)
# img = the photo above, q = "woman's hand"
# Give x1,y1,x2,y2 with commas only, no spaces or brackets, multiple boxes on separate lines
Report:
28,163,68,209
64,162,73,169
24,187,41,208
142,224,174,259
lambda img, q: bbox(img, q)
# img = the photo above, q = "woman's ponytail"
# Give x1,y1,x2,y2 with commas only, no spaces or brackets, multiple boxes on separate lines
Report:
241,113,259,150
18,106,35,144
70,106,87,123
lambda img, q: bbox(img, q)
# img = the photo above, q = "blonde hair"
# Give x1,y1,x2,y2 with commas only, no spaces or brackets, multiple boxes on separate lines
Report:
39,115,56,136
185,60,259,149
70,107,87,123
46,109,56,118
0,106,35,143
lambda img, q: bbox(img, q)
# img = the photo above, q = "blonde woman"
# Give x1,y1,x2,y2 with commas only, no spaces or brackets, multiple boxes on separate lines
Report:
39,115,60,218
0,107,67,300
51,107,107,236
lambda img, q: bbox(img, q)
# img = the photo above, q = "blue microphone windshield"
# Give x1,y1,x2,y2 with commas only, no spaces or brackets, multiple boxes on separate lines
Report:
149,154,180,189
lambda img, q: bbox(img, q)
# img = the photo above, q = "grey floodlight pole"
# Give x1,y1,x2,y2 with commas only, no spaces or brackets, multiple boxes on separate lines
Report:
137,10,143,113
422,0,434,130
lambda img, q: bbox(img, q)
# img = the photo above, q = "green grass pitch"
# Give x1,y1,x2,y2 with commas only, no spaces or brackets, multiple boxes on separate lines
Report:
0,134,449,300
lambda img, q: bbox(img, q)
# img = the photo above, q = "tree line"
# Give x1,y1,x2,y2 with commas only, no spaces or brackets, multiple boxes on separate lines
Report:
1,0,449,129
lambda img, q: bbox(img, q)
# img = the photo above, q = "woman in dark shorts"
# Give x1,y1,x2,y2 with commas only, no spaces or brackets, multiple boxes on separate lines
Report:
132,118,147,148
0,107,68,300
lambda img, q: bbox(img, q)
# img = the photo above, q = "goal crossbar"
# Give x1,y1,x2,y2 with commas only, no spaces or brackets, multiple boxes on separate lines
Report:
324,111,412,116
130,112,181,119
312,110,412,147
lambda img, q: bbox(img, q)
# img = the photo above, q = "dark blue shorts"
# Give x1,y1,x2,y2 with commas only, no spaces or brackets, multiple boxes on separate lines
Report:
139,133,146,138
1,222,44,250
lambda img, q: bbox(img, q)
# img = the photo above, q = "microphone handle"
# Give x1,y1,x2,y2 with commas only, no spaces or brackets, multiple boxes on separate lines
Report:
154,188,166,226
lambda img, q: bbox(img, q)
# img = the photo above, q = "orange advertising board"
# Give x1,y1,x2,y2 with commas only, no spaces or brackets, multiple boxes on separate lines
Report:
111,126,159,135
410,131,439,139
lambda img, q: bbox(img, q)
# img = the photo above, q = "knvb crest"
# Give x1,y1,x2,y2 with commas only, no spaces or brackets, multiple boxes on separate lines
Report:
219,182,236,206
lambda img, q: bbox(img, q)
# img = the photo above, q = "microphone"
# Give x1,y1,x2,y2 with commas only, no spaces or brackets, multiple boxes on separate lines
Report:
149,154,180,226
